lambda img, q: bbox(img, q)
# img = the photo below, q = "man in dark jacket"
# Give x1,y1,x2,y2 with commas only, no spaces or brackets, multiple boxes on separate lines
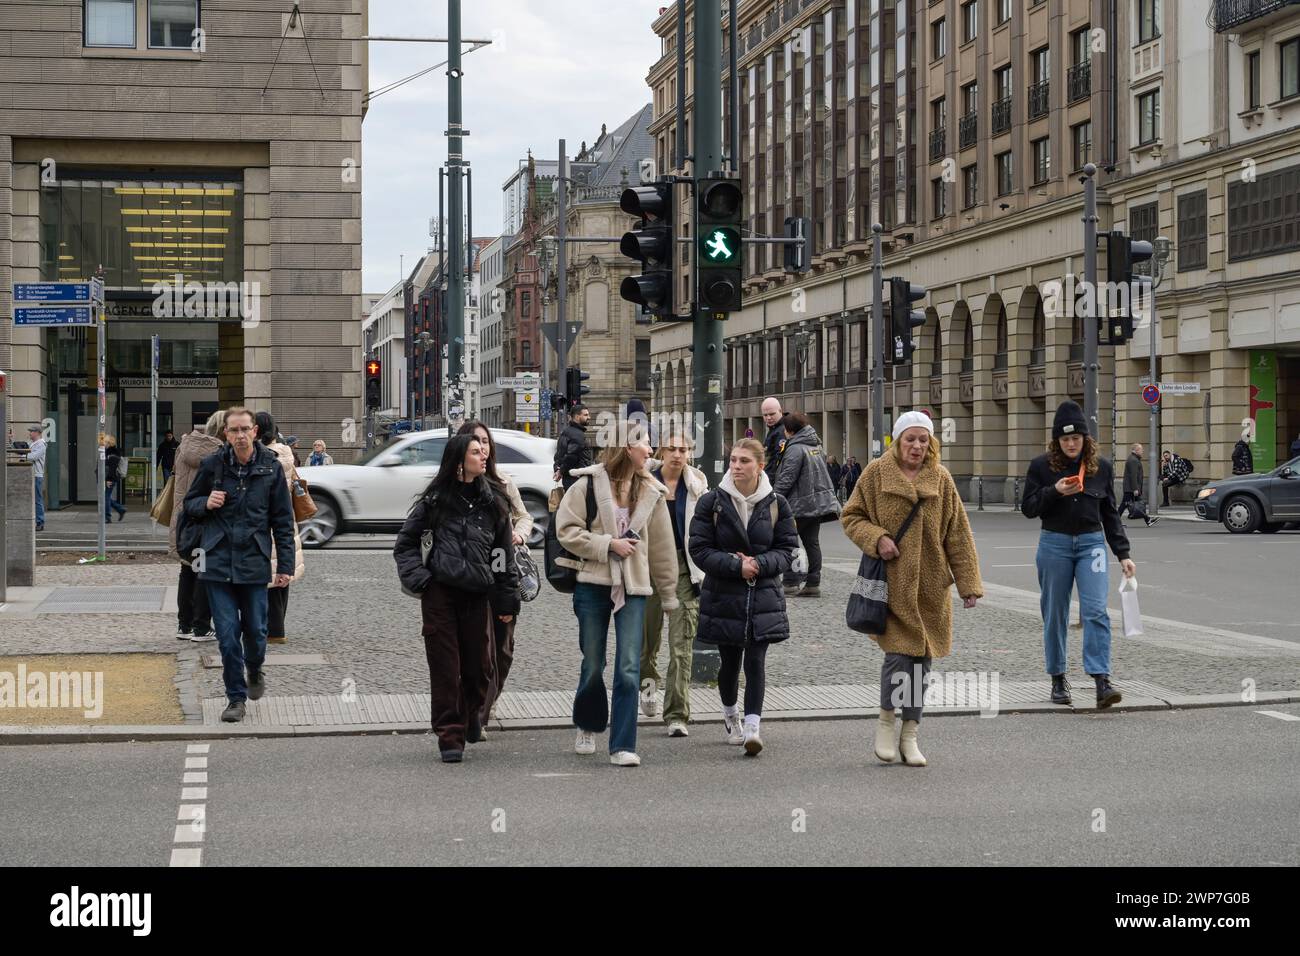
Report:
761,397,786,479
156,430,180,482
1160,450,1191,506
553,404,594,490
773,412,841,597
1121,443,1156,526
182,407,295,723
1232,437,1253,476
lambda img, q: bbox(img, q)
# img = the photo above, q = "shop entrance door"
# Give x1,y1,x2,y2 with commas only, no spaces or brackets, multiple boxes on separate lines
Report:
63,385,120,504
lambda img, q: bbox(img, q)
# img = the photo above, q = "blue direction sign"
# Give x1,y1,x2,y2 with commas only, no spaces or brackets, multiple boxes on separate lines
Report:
15,305,94,326
541,387,553,421
14,282,93,303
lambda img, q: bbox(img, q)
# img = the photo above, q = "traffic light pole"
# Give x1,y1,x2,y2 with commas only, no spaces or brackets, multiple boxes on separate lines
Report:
557,138,569,419
692,0,724,682
1082,163,1100,437
870,223,884,461
446,0,465,429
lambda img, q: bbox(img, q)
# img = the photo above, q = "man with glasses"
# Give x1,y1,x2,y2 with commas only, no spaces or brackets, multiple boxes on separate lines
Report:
182,407,295,722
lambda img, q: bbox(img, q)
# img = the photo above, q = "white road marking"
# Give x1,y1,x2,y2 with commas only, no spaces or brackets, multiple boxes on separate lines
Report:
186,743,210,754
169,848,202,867
184,756,207,769
171,747,210,866
172,824,204,843
182,771,207,784
181,787,207,800
1255,710,1300,722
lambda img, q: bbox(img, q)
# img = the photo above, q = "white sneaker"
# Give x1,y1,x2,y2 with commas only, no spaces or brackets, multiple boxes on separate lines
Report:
667,721,689,737
574,730,596,755
189,629,216,643
639,684,659,717
743,726,764,756
723,712,744,745
610,751,641,767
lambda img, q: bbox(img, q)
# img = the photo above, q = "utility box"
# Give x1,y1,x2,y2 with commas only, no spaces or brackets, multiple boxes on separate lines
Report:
5,458,36,588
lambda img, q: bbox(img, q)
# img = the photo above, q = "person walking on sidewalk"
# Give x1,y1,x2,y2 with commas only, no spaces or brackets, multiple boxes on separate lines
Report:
393,432,520,763
640,432,707,738
760,397,786,480
101,434,128,522
182,407,296,723
556,422,680,768
156,430,180,483
841,412,983,767
26,425,46,532
170,411,225,641
457,420,534,734
1121,443,1157,527
1022,401,1135,710
773,412,841,597
255,412,305,646
689,438,798,756
553,403,594,491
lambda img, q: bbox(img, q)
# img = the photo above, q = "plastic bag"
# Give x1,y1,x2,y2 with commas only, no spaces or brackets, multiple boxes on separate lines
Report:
791,545,808,576
1118,575,1142,637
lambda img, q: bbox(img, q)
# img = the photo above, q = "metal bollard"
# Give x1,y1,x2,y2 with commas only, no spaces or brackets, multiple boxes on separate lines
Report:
1013,477,1022,513
977,475,985,511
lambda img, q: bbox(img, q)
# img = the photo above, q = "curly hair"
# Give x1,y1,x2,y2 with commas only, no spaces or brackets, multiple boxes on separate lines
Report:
1048,435,1100,476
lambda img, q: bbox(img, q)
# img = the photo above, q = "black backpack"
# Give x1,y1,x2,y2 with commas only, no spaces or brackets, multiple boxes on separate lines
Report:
543,478,597,594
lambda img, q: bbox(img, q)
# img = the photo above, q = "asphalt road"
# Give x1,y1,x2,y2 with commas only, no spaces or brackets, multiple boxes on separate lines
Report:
3,704,1297,867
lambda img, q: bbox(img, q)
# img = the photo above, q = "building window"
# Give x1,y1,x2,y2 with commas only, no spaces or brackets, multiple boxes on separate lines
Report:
522,340,532,366
1228,165,1300,262
85,0,136,46
996,151,1014,196
963,164,979,209
1129,201,1158,276
997,0,1011,25
150,0,198,49
932,178,948,219
520,291,531,319
636,339,651,392
1072,26,1090,66
994,64,1012,101
962,1,978,44
1177,190,1207,272
931,18,947,61
1032,46,1050,84
1137,88,1160,144
962,81,979,115
1137,0,1161,44
1032,137,1050,185
1071,121,1092,170
1247,50,1261,109
932,96,947,131
1282,37,1300,100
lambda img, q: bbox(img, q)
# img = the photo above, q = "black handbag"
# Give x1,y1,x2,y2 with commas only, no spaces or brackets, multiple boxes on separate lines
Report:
176,456,225,566
544,478,596,594
845,498,923,635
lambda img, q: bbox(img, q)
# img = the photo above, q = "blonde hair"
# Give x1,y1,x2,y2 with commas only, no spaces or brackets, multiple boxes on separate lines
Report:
204,409,227,437
655,431,694,460
599,420,655,512
731,437,766,466
890,432,942,468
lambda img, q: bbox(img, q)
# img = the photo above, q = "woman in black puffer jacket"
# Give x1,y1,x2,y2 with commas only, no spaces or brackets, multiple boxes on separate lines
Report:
689,438,799,757
394,433,519,763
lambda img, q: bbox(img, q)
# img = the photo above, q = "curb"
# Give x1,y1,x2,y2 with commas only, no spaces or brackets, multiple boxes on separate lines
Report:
3,691,1296,745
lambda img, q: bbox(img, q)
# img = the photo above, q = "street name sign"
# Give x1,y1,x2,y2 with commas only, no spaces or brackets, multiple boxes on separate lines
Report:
1159,382,1201,395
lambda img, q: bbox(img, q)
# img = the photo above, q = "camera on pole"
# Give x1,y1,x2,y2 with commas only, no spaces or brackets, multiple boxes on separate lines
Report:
885,277,927,365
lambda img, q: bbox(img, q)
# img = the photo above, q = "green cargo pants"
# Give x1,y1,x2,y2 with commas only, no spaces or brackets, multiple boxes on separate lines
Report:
640,552,699,725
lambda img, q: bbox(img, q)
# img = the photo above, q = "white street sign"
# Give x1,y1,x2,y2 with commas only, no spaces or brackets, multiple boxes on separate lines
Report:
515,387,540,423
497,375,541,389
1158,382,1201,395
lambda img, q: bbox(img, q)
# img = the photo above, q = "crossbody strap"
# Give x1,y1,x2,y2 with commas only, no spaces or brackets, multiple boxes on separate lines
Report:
893,498,924,544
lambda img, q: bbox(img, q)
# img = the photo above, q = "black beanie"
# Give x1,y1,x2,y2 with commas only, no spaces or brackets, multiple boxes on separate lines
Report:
1052,400,1088,439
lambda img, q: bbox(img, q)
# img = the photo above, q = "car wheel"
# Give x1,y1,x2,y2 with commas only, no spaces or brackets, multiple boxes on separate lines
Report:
299,493,340,548
523,494,549,549
1221,496,1261,534
1259,521,1283,533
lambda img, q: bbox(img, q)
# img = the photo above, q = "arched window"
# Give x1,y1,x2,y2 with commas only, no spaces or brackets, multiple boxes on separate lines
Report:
995,304,1008,369
961,315,974,373
931,317,944,378
1031,301,1046,365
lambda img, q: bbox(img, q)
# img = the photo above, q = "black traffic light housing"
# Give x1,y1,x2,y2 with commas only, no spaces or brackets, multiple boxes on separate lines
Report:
783,216,811,273
565,367,591,404
697,173,744,315
619,181,675,320
886,277,927,365
1102,232,1153,345
365,358,382,410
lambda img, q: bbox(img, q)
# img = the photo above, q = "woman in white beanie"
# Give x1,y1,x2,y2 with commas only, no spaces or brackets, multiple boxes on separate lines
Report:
841,411,983,766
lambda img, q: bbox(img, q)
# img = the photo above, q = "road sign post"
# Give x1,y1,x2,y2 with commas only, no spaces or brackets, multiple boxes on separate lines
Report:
151,334,160,507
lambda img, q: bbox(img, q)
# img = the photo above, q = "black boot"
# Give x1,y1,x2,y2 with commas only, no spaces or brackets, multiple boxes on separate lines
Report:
467,714,485,744
1050,674,1072,705
1095,675,1122,709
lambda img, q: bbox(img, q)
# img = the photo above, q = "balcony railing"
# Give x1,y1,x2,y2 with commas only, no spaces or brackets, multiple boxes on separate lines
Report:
1067,62,1091,102
1028,80,1050,119
959,112,978,149
1211,0,1300,33
929,127,947,162
991,96,1012,134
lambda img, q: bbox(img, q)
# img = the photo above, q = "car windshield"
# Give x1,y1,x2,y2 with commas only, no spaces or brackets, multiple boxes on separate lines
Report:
352,441,400,467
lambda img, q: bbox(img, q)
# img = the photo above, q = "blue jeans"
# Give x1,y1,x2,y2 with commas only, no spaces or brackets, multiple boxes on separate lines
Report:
572,583,646,754
1036,530,1112,677
207,582,269,703
34,476,45,527
104,478,127,519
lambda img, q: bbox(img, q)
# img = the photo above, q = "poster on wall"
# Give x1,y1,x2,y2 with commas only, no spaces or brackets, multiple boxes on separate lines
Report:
1248,349,1277,473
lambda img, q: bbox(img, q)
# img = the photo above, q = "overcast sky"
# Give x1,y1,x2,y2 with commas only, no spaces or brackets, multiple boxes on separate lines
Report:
361,1,665,293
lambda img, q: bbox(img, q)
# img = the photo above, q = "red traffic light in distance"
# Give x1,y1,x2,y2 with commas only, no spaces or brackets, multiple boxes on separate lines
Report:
366,360,381,379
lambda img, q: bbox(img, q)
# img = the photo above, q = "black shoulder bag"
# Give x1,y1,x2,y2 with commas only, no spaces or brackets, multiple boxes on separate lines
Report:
544,477,597,594
845,497,923,635
177,455,225,566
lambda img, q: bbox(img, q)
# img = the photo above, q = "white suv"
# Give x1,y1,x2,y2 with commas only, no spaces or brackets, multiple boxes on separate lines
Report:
295,428,556,549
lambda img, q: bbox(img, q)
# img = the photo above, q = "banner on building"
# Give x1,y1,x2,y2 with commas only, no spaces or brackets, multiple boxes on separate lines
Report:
1248,349,1277,473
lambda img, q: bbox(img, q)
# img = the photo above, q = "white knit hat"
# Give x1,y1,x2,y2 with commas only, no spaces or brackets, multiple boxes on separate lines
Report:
892,410,935,442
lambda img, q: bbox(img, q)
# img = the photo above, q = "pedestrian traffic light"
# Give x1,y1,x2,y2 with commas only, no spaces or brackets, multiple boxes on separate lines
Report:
365,358,382,410
619,180,676,320
1103,231,1153,345
886,277,927,365
565,367,590,403
783,216,811,274
697,173,744,315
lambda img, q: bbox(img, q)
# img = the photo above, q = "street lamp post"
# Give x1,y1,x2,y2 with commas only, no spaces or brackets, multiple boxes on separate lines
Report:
415,331,433,430
794,327,812,414
538,237,557,438
1148,236,1172,513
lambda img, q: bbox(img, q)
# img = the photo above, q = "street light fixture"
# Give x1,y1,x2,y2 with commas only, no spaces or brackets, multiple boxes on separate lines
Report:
793,327,812,413
415,330,434,430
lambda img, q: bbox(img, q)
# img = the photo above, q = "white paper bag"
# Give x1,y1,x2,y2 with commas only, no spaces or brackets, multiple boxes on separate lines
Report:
1118,576,1143,637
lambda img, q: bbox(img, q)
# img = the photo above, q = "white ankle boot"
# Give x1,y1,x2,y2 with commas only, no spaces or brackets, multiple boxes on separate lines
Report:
899,720,927,766
874,709,897,763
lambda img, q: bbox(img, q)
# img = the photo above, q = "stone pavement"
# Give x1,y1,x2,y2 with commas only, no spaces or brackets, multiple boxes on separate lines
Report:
3,546,1297,733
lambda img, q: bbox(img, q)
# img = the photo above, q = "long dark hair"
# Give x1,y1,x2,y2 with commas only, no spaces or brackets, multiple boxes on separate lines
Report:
254,411,277,446
414,433,509,524
457,420,506,495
